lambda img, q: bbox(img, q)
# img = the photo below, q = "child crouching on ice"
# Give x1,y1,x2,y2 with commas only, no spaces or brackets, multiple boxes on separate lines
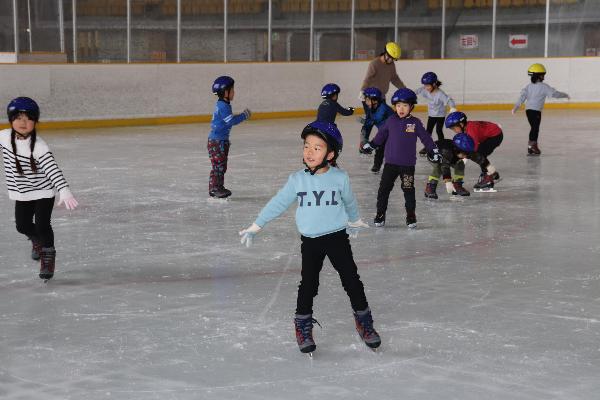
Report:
445,111,503,192
239,121,381,354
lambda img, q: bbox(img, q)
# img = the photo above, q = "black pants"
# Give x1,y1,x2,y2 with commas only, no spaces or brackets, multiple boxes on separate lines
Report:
526,109,541,142
297,230,368,315
373,142,385,170
15,197,55,247
476,132,503,172
426,116,446,140
376,164,415,215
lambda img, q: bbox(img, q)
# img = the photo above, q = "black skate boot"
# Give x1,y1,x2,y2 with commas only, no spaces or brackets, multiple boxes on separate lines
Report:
28,236,42,260
406,209,417,229
424,180,438,199
209,187,232,198
491,171,500,181
353,308,381,349
373,212,385,227
473,173,495,192
39,246,56,280
294,314,320,354
418,147,427,156
528,141,541,156
452,180,470,196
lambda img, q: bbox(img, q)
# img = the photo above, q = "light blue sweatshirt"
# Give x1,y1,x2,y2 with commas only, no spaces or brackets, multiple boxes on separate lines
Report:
514,82,569,111
254,167,360,238
415,86,456,117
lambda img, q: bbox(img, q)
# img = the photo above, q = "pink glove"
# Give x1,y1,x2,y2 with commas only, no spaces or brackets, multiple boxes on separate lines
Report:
58,189,79,210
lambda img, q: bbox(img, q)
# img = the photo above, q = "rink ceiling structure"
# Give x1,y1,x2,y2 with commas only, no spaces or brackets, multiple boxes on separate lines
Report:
1,110,599,399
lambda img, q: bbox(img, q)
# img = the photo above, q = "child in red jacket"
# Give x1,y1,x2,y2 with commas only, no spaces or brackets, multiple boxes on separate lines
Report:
444,111,502,192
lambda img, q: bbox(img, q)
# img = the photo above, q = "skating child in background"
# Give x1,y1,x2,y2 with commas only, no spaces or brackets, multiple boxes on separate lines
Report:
0,97,78,280
424,138,470,199
238,121,380,354
358,87,395,173
445,111,502,193
208,76,251,198
512,63,569,155
363,88,439,228
316,83,354,125
415,72,457,156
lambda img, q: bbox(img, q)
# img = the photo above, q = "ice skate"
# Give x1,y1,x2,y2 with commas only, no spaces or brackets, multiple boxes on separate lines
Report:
294,314,320,355
424,180,438,199
353,308,381,350
528,141,541,156
39,246,56,281
373,212,385,227
452,180,470,196
28,236,42,261
406,209,417,229
418,147,427,157
208,187,232,202
473,173,496,193
370,165,381,174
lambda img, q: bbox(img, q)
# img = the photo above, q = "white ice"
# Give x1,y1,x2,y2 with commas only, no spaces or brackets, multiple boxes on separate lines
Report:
1,110,599,400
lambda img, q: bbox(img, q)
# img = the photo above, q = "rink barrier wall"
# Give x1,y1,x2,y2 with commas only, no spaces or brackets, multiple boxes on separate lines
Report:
0,57,599,130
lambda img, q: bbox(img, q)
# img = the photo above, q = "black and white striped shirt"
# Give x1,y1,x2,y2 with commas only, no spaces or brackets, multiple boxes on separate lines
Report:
0,129,70,201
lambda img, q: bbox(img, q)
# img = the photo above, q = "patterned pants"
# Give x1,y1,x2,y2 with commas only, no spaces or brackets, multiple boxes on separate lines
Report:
207,139,230,192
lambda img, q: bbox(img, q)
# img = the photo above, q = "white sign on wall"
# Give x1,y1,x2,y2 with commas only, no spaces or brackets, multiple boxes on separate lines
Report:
460,35,479,49
509,34,528,49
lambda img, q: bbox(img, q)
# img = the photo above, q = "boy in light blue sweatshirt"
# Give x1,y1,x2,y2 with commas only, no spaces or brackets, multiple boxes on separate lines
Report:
239,121,381,355
208,75,251,198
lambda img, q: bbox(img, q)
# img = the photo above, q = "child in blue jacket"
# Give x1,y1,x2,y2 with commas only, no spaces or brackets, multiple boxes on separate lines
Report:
316,83,354,125
360,87,395,173
239,121,380,355
208,76,251,198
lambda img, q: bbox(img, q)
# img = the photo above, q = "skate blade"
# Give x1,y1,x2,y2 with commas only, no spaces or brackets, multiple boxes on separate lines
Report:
407,223,417,229
449,195,465,201
374,222,385,227
474,188,497,193
206,197,230,203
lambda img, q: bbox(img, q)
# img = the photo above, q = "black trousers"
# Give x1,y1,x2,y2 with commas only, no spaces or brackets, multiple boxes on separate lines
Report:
15,197,55,247
476,132,504,172
297,230,369,315
526,109,542,142
376,164,416,215
373,142,385,170
426,116,446,140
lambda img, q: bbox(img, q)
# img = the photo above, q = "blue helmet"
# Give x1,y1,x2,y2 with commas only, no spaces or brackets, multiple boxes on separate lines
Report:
445,111,467,128
7,97,40,121
321,83,341,99
363,87,383,101
212,76,235,95
453,133,475,153
391,88,417,105
421,72,438,85
301,121,343,155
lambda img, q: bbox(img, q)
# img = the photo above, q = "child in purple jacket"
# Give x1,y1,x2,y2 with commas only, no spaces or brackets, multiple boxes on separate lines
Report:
363,88,439,229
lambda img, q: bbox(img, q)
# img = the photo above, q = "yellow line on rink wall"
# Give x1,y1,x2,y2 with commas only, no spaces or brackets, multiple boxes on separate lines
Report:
1,103,599,130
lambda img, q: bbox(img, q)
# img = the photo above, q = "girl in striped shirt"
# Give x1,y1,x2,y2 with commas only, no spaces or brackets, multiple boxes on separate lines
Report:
0,97,78,280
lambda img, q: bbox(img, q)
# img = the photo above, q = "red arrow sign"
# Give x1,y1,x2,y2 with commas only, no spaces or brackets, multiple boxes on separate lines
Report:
511,38,527,45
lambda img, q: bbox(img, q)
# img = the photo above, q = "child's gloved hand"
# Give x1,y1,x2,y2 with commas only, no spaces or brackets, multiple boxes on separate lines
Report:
445,181,455,195
242,108,252,120
511,107,518,115
429,148,441,163
362,142,375,152
347,219,369,239
239,223,261,247
57,189,79,210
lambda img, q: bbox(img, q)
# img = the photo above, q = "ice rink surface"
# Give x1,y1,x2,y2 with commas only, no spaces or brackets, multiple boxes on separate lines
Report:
1,110,599,399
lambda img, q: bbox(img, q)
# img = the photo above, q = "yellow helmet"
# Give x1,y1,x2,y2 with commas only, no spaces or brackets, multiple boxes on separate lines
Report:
385,42,401,60
527,63,546,75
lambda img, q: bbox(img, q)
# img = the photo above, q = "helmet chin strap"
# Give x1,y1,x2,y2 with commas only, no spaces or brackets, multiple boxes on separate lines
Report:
304,159,329,175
